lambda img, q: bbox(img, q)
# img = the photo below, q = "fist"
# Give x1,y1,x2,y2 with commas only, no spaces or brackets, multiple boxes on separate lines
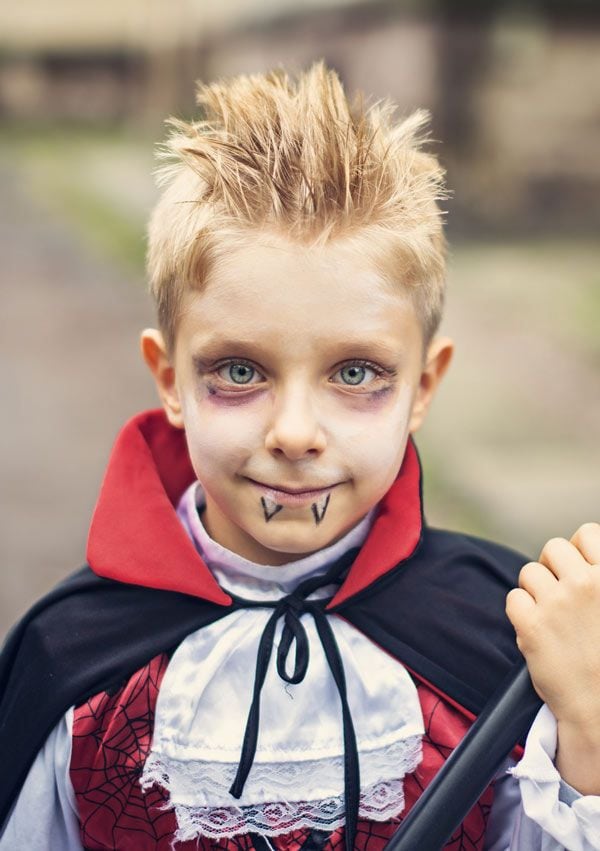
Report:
506,522,600,731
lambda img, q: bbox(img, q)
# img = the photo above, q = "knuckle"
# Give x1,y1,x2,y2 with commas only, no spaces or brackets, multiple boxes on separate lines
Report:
505,587,520,612
573,522,600,547
578,521,600,534
539,537,568,562
514,633,528,654
505,588,538,642
519,561,541,586
513,621,535,652
568,570,595,596
519,560,535,576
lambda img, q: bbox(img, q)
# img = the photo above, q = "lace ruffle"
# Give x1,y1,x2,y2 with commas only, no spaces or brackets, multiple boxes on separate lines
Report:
141,734,422,840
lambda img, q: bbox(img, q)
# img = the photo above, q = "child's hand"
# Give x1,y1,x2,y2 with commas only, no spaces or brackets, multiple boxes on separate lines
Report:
506,522,600,794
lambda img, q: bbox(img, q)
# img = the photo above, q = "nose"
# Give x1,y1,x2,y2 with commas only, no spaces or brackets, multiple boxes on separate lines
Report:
264,384,327,461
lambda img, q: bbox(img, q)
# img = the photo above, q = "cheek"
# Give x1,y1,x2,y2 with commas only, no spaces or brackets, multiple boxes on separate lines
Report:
332,384,415,481
181,397,265,479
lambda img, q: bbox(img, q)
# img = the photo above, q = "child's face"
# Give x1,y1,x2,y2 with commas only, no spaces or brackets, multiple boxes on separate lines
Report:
143,236,452,564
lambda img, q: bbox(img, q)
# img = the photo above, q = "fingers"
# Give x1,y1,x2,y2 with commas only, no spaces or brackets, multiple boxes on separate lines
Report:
515,538,580,602
570,522,600,566
506,524,600,730
537,536,588,579
505,587,540,654
505,586,536,628
508,525,600,631
518,560,558,600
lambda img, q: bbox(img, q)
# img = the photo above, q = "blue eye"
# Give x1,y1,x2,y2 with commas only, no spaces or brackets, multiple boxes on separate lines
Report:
229,363,255,384
216,362,257,384
340,365,367,385
331,360,389,390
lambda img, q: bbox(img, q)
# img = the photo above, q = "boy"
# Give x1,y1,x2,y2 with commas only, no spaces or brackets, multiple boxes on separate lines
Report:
1,63,599,850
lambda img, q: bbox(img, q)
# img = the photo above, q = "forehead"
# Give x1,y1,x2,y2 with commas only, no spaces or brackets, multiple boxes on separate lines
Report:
177,237,423,356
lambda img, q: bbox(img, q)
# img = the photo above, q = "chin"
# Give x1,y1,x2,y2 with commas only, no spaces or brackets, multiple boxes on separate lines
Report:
252,523,343,558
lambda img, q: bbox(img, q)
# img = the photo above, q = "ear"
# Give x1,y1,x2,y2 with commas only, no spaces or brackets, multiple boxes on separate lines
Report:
409,336,454,433
140,329,184,429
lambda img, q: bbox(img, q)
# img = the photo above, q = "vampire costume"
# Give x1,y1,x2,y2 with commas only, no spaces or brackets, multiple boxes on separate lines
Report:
1,409,550,850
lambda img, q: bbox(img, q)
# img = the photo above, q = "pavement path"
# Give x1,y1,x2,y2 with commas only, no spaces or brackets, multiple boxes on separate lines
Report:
0,160,156,636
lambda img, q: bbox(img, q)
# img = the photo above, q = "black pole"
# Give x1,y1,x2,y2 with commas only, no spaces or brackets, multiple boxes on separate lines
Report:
385,660,542,851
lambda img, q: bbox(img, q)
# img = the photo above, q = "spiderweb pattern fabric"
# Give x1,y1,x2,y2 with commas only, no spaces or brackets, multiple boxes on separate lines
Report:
295,684,494,851
71,656,493,850
71,654,191,850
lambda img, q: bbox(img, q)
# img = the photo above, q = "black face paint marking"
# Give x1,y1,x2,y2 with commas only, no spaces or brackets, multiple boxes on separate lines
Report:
261,496,283,522
311,493,330,525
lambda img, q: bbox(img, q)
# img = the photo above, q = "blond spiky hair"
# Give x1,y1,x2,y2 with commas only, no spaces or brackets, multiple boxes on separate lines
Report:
147,62,448,352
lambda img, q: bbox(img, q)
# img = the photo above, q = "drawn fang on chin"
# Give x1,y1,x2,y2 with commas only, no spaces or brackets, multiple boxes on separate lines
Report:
311,493,331,525
261,496,283,522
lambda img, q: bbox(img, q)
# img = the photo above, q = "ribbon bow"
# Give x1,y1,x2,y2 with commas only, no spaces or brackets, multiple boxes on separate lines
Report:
229,548,361,851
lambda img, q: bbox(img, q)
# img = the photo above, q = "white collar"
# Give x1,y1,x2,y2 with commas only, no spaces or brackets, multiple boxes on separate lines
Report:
176,480,375,601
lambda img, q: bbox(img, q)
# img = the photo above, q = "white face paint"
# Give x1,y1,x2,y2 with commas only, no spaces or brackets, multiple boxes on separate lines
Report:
171,235,427,565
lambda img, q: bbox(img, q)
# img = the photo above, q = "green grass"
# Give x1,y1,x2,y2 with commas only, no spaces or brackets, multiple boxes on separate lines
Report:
41,177,147,270
0,124,154,271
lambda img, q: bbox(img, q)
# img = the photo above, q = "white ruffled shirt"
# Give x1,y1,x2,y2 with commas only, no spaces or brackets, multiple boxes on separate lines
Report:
2,485,600,850
140,484,423,841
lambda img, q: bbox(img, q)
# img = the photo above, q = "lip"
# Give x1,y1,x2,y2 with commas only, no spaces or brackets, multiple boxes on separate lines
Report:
246,478,342,507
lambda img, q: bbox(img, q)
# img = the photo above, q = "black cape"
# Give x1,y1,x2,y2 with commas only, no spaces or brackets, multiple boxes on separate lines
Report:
0,525,526,827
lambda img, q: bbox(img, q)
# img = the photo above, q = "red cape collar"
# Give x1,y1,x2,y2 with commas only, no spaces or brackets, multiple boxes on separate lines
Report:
87,409,423,608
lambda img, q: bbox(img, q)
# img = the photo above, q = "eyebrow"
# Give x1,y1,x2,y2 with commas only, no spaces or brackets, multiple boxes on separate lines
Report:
191,337,275,366
324,339,404,363
190,335,404,368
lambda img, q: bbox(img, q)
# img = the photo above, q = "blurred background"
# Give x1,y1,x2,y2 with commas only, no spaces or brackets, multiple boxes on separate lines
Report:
1,0,599,635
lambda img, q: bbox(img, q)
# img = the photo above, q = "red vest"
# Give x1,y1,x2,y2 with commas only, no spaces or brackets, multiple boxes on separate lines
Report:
71,655,494,850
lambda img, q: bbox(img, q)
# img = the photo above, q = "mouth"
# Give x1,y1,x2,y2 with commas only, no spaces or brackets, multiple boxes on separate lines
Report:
245,478,342,507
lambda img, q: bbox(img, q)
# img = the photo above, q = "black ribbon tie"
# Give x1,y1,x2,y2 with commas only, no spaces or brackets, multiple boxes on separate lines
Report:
228,549,360,851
